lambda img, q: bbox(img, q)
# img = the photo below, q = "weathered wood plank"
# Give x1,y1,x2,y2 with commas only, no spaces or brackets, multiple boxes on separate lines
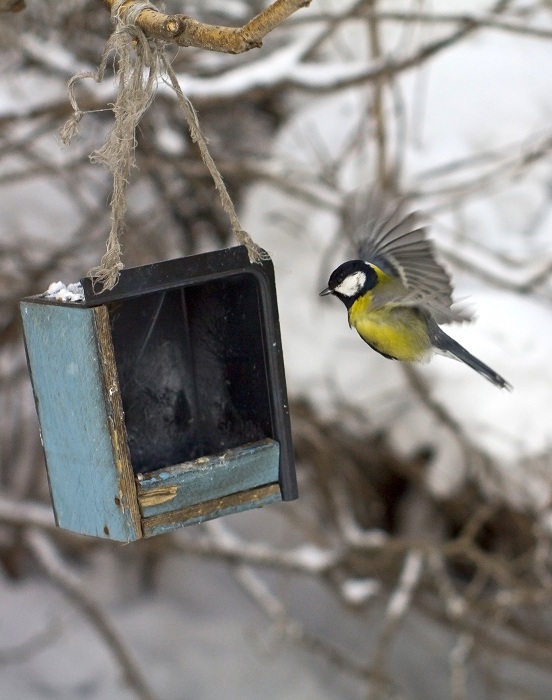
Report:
141,483,282,536
93,305,143,538
136,439,280,518
20,301,141,541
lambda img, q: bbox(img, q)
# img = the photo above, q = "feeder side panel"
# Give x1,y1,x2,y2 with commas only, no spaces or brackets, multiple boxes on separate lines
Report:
137,438,280,518
250,263,298,501
93,305,143,539
141,483,282,537
20,302,141,541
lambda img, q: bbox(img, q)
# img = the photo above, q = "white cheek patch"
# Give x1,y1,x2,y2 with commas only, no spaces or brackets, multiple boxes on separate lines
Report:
335,271,366,297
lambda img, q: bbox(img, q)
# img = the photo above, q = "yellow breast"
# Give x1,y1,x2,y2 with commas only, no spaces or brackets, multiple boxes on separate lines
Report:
348,294,432,363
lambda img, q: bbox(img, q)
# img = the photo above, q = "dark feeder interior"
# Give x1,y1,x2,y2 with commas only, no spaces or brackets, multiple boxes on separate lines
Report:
110,276,270,472
82,246,297,501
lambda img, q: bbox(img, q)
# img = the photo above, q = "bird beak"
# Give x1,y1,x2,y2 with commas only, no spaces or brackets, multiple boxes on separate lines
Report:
319,287,331,296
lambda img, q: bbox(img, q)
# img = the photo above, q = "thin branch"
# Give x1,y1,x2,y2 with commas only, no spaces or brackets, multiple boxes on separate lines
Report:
0,495,56,532
13,4,524,114
292,7,552,41
401,363,465,437
103,0,313,52
367,551,424,697
25,529,159,700
170,526,339,575
366,0,391,189
159,1,513,101
233,565,370,679
450,633,474,700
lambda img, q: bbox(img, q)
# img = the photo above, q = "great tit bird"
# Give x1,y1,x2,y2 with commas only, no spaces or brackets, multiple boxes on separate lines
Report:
320,190,512,390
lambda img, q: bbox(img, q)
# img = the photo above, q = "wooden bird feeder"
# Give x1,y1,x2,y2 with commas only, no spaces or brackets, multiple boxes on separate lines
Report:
20,246,297,541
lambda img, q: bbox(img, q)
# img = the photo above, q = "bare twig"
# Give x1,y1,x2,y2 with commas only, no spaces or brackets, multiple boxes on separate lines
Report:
366,0,390,189
401,363,464,437
450,633,474,700
171,521,339,575
233,565,370,678
293,7,552,41
104,0,313,52
25,529,159,700
0,495,56,532
367,551,424,697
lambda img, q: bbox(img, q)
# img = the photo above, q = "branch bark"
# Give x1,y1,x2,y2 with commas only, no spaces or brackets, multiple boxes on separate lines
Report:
103,0,312,53
0,0,25,12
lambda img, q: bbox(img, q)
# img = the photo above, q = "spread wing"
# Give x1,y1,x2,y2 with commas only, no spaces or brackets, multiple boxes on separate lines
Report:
343,188,472,324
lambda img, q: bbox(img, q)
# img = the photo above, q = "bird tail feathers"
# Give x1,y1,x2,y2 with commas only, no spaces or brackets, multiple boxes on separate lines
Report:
431,328,512,391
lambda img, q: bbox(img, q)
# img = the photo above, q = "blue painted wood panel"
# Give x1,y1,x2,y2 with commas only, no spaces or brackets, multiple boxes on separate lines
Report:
137,439,280,518
142,483,282,537
21,301,141,541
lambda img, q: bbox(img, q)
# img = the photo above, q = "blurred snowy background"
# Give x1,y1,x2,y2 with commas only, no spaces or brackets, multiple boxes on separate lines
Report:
2,0,552,698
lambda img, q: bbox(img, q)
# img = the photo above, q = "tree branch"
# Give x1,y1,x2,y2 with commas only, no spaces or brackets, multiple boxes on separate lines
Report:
294,8,552,41
25,529,159,700
0,495,56,532
103,0,313,53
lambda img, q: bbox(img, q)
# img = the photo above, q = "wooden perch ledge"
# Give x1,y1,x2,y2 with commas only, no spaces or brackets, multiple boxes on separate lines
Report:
103,0,313,53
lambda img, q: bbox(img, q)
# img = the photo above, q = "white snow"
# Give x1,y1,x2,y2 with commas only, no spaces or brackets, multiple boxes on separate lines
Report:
291,544,338,572
43,281,85,303
340,578,381,605
0,68,68,120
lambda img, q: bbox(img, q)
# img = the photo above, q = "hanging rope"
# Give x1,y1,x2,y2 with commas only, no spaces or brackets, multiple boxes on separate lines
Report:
161,55,268,265
60,0,266,291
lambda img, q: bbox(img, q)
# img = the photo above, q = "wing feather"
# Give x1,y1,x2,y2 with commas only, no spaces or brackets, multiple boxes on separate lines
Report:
343,188,471,323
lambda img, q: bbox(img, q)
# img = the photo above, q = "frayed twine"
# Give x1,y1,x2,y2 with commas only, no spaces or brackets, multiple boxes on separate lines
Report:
60,0,265,292
161,55,269,265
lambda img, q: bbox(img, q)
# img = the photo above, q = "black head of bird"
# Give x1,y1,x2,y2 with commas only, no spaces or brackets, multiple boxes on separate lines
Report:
320,260,378,308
